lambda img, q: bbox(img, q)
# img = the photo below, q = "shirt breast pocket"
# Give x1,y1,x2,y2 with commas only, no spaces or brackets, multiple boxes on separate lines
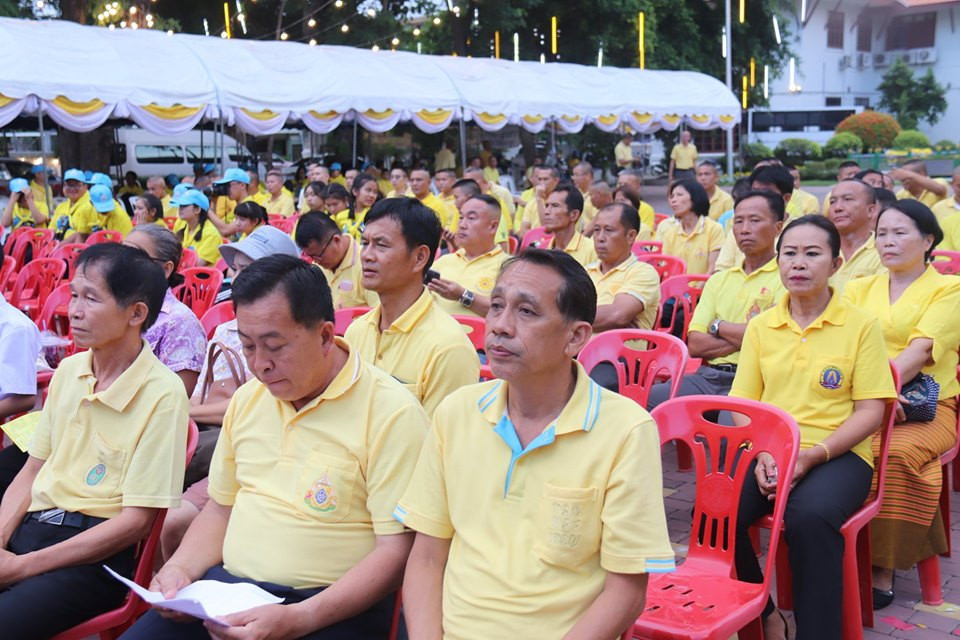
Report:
812,355,853,400
533,483,601,570
82,433,126,499
296,452,358,523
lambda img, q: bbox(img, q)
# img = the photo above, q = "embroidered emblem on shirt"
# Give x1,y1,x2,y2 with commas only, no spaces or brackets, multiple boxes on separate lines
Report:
339,281,354,291
86,463,106,486
549,502,583,548
476,276,494,292
819,366,843,390
304,473,338,512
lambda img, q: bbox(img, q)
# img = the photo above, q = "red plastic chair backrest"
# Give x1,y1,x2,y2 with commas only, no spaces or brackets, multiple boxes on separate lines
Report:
652,395,800,578
0,255,14,292
174,267,224,319
931,250,960,276
334,306,370,336
36,283,72,334
507,235,519,255
453,315,486,352
520,226,554,251
654,213,669,229
213,257,229,274
631,240,663,256
163,217,177,230
10,258,66,311
47,243,86,281
577,329,688,407
85,229,123,245
177,247,198,272
11,228,55,269
4,226,37,258
635,253,687,281
200,301,236,341
272,216,299,235
267,213,286,226
656,274,710,340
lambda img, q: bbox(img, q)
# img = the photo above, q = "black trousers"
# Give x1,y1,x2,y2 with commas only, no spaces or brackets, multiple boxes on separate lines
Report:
121,564,396,640
0,445,29,498
0,515,136,639
734,452,873,640
647,365,737,411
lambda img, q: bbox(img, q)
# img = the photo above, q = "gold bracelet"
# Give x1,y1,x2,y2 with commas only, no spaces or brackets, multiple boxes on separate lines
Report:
816,442,831,463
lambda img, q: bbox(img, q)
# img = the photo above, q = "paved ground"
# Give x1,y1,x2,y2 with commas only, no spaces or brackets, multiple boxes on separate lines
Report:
659,444,960,638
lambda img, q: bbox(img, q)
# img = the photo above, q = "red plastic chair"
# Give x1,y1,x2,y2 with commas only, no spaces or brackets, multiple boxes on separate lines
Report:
213,257,229,274
507,235,519,254
656,274,710,341
452,315,485,353
199,301,236,341
0,255,14,292
85,229,123,245
47,243,87,281
10,227,55,270
754,362,900,640
163,217,177,230
519,226,554,250
177,247,198,272
631,240,662,256
4,226,38,258
272,215,299,235
334,306,370,336
172,267,224,319
931,250,960,275
635,253,687,281
626,395,801,640
267,213,286,226
50,420,200,640
8,258,66,320
653,213,669,229
35,283,75,365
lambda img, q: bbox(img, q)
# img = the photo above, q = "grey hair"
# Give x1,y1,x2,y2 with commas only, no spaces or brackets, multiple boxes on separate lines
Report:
131,224,183,269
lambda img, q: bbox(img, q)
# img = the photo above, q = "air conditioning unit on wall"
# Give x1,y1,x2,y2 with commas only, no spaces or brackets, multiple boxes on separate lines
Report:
873,53,890,67
838,55,852,70
915,48,937,64
857,53,871,68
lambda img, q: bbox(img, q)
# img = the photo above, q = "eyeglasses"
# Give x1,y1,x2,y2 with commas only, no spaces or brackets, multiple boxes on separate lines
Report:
308,234,336,264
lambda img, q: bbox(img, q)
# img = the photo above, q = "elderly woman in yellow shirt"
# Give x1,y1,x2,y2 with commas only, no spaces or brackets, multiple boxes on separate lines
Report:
656,178,725,274
731,215,897,640
841,199,960,609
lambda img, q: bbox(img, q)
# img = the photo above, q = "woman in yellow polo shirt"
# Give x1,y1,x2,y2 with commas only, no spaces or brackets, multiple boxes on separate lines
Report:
335,173,380,239
323,183,351,220
299,180,325,215
233,201,268,240
172,189,222,266
731,215,897,640
656,178,724,274
841,200,960,608
132,193,166,226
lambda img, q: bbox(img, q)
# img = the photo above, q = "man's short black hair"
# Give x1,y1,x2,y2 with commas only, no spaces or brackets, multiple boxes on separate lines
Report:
551,182,584,214
294,211,340,248
839,178,877,204
452,178,482,198
499,249,597,324
232,254,335,328
598,202,641,233
436,168,458,178
838,160,861,170
749,165,795,196
533,165,561,179
854,168,882,182
874,187,898,211
467,193,502,217
363,197,442,272
75,243,167,332
734,190,786,222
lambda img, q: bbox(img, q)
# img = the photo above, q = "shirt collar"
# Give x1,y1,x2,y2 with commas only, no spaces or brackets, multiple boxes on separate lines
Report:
334,238,360,276
454,245,503,263
766,289,847,332
365,286,433,334
76,340,156,412
845,233,877,264
550,231,584,252
676,216,706,238
588,252,637,275
733,255,779,276
476,361,603,436
293,338,363,412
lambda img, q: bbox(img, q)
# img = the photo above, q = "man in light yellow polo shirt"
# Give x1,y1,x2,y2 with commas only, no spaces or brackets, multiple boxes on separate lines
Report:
428,194,507,318
669,129,697,183
345,198,479,416
519,165,561,236
891,159,949,208
295,212,377,310
88,183,133,236
448,178,510,251
128,255,427,639
827,179,885,292
49,168,98,242
572,160,599,230
463,165,516,227
649,190,786,408
0,244,188,637
262,170,296,218
931,166,960,221
542,183,598,266
398,249,675,639
614,132,635,169
786,165,823,217
146,175,173,218
434,167,458,208
821,161,861,215
409,167,450,227
696,160,734,220
386,166,412,198
616,169,657,231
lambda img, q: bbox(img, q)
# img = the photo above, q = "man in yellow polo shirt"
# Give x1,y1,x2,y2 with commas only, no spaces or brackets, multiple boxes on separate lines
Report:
146,175,172,216
397,248,675,639
434,168,457,207
821,161,861,215
696,160,734,220
891,159,949,208
207,167,255,237
409,167,450,227
786,165,823,217
386,166,412,198
669,129,697,183
931,166,960,221
463,165,516,225
29,165,53,210
616,169,657,231
262,170,296,218
827,179,885,292
519,165,560,236
542,183,598,266
571,160,599,230
345,199,479,416
127,255,427,640
296,212,377,310
614,132,635,169
88,184,133,236
649,190,787,408
428,194,508,318
48,168,97,242
448,178,510,250
0,244,188,637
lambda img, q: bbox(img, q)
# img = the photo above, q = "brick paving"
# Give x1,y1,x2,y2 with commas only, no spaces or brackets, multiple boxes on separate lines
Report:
660,443,960,637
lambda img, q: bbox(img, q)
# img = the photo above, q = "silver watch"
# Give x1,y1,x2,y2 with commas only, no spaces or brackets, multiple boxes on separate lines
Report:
709,318,722,337
459,289,475,308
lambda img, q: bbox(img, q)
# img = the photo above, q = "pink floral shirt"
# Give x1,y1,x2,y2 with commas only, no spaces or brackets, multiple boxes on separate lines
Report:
145,289,206,374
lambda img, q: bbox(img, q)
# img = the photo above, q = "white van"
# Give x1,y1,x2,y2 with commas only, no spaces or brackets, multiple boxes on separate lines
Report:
115,127,253,180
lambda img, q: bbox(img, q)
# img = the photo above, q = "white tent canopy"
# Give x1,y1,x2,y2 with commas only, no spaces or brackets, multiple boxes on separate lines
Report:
0,17,740,137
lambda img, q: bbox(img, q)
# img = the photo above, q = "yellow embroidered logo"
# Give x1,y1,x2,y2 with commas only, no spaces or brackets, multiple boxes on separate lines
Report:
549,502,583,548
304,473,338,512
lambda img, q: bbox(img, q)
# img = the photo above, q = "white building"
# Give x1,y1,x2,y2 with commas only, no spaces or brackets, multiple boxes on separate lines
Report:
761,0,960,144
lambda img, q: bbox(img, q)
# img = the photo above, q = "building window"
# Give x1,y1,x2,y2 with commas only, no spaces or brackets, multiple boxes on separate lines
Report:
885,12,936,50
856,15,872,52
825,97,842,107
854,97,870,108
827,11,844,49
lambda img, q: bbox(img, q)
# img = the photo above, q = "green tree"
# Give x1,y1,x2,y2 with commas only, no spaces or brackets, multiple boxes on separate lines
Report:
877,58,948,130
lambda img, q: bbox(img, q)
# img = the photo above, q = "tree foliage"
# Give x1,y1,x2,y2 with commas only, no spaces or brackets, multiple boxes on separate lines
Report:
877,58,948,130
892,129,931,150
823,132,863,157
835,111,901,152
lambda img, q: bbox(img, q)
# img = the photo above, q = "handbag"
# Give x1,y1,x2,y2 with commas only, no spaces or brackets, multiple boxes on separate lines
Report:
200,341,247,404
901,373,940,423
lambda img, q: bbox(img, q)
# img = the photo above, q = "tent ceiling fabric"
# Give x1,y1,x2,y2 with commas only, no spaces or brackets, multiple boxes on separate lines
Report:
0,17,740,136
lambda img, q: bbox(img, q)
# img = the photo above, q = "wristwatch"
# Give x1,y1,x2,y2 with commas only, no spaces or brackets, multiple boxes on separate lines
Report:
709,318,723,337
459,289,475,308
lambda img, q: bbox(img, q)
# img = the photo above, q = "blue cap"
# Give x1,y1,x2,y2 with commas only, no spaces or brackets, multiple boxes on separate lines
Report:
30,165,44,174
172,183,192,200
86,172,112,187
63,168,85,183
214,167,250,185
89,184,116,213
171,189,209,211
83,171,93,182
9,178,28,194
331,162,342,171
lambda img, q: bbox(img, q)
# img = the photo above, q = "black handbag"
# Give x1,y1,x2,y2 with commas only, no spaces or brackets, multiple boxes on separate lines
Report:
901,373,940,423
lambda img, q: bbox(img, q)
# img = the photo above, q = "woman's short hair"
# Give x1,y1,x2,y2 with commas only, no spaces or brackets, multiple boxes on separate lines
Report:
877,198,943,262
130,224,184,288
612,185,640,209
75,243,167,332
137,193,164,221
777,214,842,259
234,201,268,224
669,179,710,217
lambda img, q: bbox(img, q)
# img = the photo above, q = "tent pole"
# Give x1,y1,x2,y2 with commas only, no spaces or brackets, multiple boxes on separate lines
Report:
458,114,467,169
37,110,51,214
550,120,557,162
724,0,734,178
220,115,226,175
352,117,358,167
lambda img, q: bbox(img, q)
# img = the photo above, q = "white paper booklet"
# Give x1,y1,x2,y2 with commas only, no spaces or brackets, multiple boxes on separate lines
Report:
104,566,284,626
